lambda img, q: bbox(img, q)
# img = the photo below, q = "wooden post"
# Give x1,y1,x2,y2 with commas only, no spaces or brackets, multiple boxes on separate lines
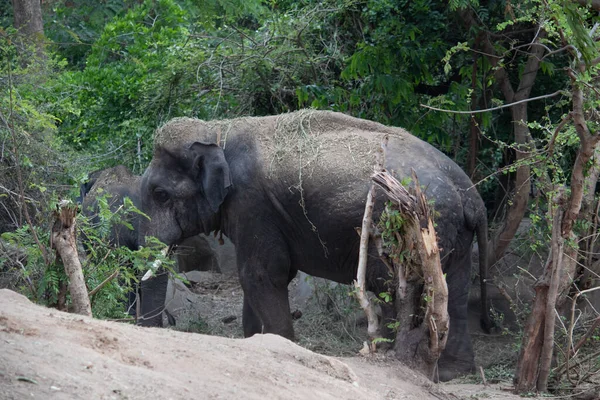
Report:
51,200,92,316
354,186,381,342
353,136,388,345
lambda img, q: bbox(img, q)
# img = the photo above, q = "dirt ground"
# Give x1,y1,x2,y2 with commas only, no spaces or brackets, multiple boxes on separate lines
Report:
0,228,543,400
1,279,523,400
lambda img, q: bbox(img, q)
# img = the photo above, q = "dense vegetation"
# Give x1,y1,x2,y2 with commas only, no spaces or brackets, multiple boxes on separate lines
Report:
1,0,599,395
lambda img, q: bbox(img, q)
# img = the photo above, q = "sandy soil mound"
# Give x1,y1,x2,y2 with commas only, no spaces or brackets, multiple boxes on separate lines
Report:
0,289,521,399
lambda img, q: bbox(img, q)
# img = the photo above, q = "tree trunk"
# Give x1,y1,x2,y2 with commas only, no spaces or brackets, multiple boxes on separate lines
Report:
51,200,91,317
487,31,546,264
458,8,546,265
467,33,484,178
514,60,600,393
12,0,43,35
11,0,45,61
490,105,533,263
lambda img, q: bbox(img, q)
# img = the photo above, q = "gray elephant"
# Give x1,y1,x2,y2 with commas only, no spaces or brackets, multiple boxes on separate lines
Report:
80,165,222,327
138,110,490,381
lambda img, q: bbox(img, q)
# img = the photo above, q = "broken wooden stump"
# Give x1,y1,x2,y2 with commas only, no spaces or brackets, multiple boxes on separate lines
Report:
373,170,449,380
51,200,91,316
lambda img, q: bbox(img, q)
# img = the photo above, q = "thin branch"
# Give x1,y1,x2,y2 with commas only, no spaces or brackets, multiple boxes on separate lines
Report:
420,90,564,115
4,50,50,266
547,113,573,158
88,268,120,297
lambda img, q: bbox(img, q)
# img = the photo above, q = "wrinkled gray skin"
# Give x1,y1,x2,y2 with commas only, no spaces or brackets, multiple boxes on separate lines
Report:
139,110,490,381
81,166,220,327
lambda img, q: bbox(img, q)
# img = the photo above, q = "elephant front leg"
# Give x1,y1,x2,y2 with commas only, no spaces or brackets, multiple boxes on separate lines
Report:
240,275,295,340
238,244,295,340
242,296,265,337
137,270,169,327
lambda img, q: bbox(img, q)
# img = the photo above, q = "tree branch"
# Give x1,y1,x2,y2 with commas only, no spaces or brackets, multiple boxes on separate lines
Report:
572,0,600,12
420,90,563,115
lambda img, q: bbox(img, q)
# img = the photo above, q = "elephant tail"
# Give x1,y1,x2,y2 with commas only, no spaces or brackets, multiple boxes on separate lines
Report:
476,212,492,333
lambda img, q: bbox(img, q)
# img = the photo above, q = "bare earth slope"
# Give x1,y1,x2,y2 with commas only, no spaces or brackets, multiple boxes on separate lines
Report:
0,289,518,399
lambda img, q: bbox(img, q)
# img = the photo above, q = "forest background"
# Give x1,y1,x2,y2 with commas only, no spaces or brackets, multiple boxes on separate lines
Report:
1,0,600,394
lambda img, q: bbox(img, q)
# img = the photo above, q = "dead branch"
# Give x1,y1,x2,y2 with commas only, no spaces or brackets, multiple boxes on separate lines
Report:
354,185,381,341
353,135,388,344
420,90,563,115
88,268,120,297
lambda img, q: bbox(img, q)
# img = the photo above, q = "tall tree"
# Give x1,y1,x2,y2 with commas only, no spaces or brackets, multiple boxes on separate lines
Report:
11,0,45,59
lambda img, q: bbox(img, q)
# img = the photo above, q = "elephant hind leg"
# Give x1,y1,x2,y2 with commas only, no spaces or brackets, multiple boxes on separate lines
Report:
437,246,475,381
437,316,475,381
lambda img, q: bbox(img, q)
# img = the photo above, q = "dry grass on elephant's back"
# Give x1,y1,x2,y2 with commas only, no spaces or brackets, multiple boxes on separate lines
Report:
153,110,398,189
262,110,388,184
84,166,139,205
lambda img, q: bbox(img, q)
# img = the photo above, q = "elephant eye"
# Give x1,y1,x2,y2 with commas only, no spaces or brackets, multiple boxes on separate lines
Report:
153,188,170,204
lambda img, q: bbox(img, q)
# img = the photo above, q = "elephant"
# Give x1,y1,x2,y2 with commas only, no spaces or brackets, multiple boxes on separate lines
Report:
80,165,222,327
138,110,490,381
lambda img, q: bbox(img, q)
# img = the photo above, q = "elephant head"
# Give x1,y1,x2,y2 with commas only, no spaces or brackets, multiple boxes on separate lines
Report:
82,164,229,328
81,165,142,250
139,140,232,247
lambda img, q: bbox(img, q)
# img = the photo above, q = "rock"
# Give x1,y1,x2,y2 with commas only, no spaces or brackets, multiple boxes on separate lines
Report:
181,270,213,284
222,315,237,324
164,276,198,318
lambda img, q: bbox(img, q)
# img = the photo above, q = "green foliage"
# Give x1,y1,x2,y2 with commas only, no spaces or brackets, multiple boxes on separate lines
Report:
339,0,453,132
0,192,172,319
50,0,194,171
44,0,140,67
380,204,405,239
0,27,76,233
372,337,393,345
79,192,174,318
1,225,53,302
378,291,393,304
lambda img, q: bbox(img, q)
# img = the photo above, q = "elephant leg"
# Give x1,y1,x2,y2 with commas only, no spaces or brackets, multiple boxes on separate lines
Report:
237,237,294,340
437,250,475,381
366,255,396,344
242,296,264,337
137,271,169,327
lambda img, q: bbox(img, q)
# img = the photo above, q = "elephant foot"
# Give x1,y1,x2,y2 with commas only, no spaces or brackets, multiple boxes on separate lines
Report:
436,353,475,382
436,316,475,381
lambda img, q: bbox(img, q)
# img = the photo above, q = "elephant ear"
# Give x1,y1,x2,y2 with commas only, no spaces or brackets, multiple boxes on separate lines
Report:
189,142,232,212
